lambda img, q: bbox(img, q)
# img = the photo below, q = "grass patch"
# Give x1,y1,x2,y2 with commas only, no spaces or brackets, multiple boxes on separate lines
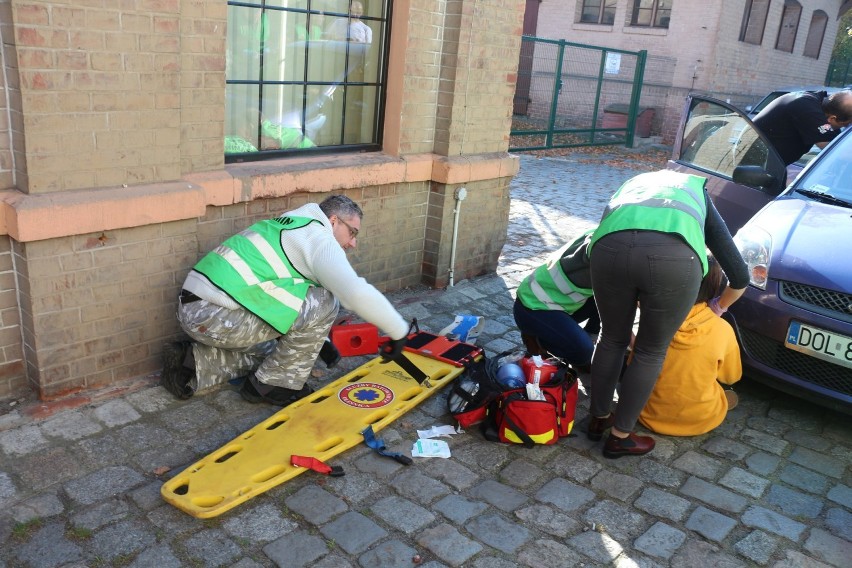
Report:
11,518,44,541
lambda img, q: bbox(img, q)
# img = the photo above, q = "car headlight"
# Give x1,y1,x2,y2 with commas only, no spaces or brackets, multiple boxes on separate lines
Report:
733,225,772,290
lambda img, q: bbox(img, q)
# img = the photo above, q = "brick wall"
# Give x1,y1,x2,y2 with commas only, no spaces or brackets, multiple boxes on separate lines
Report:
13,220,197,397
0,0,11,190
401,0,524,156
0,0,522,401
1,0,26,192
435,0,524,156
423,177,511,288
193,186,430,296
711,0,840,95
11,186,431,399
178,0,226,176
420,0,523,284
532,0,841,143
398,0,445,155
10,0,225,194
346,183,430,291
0,235,25,398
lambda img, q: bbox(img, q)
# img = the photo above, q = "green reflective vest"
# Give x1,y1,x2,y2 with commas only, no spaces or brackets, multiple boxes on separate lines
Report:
193,216,321,334
516,230,594,314
590,171,709,275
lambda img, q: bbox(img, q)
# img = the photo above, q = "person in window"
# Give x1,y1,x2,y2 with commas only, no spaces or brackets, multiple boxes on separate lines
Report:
327,0,372,43
161,195,409,405
513,229,599,373
585,170,748,458
638,255,741,436
753,89,852,165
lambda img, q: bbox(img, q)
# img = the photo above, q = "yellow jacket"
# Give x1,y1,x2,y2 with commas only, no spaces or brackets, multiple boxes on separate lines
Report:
639,303,741,436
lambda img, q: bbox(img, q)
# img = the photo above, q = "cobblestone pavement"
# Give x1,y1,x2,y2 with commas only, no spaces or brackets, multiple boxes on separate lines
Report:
1,149,850,568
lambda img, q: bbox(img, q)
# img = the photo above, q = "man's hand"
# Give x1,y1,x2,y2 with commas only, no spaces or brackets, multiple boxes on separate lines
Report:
380,337,407,362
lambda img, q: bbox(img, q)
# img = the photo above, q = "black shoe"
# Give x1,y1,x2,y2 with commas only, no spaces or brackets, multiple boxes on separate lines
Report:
239,375,313,406
319,338,341,368
161,342,195,400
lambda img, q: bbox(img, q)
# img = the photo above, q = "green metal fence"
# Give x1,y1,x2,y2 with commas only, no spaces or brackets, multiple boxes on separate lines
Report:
511,36,647,151
826,57,852,87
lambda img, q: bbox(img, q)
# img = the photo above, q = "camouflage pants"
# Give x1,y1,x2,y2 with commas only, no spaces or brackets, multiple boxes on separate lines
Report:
177,288,339,393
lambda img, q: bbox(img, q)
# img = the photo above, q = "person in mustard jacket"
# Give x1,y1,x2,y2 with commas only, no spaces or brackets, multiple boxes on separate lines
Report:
639,256,741,436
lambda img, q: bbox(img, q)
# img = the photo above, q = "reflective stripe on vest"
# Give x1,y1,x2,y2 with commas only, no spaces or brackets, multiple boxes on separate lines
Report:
516,232,593,314
591,171,709,275
193,216,321,333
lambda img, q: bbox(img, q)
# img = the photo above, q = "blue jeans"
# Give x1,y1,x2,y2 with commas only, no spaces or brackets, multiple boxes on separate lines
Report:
513,297,599,367
589,230,702,433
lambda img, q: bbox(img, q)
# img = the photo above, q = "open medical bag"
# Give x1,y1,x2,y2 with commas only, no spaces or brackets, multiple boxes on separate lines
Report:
447,352,578,447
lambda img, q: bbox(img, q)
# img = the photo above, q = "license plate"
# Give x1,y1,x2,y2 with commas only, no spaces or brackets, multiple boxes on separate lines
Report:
785,321,852,370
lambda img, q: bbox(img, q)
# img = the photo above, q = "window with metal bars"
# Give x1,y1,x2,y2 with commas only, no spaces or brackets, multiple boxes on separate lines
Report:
225,1,389,162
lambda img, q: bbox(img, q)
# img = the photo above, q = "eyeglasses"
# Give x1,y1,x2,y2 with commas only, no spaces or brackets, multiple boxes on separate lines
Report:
336,216,359,239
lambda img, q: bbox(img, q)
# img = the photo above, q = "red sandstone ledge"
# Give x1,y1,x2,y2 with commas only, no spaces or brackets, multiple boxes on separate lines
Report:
0,152,518,242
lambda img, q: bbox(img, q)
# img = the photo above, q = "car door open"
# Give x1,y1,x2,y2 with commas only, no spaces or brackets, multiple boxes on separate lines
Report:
669,96,788,234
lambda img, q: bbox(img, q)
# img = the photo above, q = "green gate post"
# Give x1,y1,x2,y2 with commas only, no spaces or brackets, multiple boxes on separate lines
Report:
590,49,608,145
625,49,647,148
545,41,567,150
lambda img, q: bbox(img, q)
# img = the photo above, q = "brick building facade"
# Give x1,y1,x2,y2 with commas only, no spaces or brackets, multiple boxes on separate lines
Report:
0,0,526,400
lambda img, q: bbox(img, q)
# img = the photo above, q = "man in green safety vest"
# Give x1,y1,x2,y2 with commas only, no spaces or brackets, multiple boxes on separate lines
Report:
161,195,409,405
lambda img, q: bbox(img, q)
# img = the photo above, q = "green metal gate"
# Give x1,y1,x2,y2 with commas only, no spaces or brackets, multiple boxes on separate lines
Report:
826,56,852,87
511,36,647,151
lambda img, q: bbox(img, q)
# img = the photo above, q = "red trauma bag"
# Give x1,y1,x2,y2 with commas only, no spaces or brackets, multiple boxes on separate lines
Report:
482,365,578,447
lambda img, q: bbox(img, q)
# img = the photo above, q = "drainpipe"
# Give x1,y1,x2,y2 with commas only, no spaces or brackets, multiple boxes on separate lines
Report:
448,187,467,287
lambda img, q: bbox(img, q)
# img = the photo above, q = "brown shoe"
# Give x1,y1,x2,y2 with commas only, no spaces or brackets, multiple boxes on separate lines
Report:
603,432,655,458
586,414,615,441
724,389,739,410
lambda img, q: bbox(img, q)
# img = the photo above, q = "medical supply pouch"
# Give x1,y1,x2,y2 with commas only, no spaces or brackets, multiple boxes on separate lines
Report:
446,356,503,429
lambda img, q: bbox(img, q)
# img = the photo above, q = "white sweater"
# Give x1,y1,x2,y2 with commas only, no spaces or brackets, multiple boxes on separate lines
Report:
183,203,408,340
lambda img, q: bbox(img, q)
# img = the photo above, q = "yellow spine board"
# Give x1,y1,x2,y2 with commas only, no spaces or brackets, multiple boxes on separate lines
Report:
160,352,466,518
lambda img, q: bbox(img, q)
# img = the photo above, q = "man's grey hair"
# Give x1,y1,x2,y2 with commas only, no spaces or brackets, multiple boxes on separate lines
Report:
319,195,363,220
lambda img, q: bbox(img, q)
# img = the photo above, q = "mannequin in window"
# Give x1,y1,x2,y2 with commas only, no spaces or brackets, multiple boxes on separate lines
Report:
327,1,372,43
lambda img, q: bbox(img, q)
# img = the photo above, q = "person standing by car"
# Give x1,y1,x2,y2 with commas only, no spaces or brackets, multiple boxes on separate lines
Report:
753,89,852,165
160,195,409,405
638,255,742,436
585,170,749,458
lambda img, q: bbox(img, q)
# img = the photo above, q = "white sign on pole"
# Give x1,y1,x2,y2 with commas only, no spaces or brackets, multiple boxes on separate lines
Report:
605,53,621,74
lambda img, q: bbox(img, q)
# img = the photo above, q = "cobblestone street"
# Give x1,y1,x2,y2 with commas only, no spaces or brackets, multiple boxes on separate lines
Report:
1,148,850,568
